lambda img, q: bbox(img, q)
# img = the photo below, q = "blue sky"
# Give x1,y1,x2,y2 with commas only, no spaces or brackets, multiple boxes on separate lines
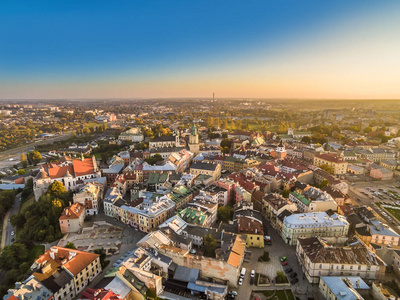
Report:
1,0,399,99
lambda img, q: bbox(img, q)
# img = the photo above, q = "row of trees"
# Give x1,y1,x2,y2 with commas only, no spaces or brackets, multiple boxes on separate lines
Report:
0,190,18,219
76,123,108,135
19,151,43,166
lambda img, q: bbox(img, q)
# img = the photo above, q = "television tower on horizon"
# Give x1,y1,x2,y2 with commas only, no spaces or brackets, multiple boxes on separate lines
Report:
213,92,215,102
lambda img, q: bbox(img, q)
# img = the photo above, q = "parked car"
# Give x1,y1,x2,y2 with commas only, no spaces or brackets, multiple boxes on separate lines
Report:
280,256,287,262
284,268,293,273
281,261,288,266
11,231,14,236
251,270,255,278
289,272,297,279
290,277,299,284
228,291,238,296
238,278,243,286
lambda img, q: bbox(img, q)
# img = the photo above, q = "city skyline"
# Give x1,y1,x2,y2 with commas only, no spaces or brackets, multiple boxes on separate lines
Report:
1,0,400,99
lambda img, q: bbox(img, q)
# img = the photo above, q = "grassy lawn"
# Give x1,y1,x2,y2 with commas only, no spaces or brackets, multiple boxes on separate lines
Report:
261,290,294,300
385,207,400,221
93,153,102,159
262,290,275,297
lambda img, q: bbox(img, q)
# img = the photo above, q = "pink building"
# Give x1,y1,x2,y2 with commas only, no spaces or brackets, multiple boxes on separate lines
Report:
370,164,393,181
59,202,86,234
215,178,236,202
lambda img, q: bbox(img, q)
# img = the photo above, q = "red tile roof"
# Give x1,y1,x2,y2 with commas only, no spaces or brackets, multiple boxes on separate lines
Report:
59,202,85,220
47,165,74,179
44,157,96,179
73,158,96,177
237,216,263,235
315,153,346,164
81,288,122,300
36,246,99,276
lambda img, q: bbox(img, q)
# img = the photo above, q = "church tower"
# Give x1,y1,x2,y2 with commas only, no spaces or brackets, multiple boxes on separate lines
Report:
189,123,200,155
275,140,287,159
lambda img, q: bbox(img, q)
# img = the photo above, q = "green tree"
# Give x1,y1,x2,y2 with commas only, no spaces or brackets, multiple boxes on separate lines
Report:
145,154,163,165
203,234,218,257
17,169,26,175
222,146,230,154
217,206,233,223
47,181,66,198
94,248,109,269
220,138,232,149
319,179,329,189
261,251,270,262
363,127,373,133
65,242,77,249
0,243,28,270
319,164,332,173
276,271,288,283
281,190,290,198
20,153,28,168
27,150,42,165
301,136,312,144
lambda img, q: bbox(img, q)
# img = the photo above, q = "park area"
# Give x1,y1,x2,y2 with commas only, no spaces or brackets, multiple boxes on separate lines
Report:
252,289,295,300
385,207,400,221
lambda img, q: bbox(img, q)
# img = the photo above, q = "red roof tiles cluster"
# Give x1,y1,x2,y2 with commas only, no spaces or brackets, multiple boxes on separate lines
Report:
59,202,85,220
42,157,96,179
35,246,99,276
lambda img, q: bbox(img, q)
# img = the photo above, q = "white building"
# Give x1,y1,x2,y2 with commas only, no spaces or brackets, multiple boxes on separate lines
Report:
73,182,103,215
103,187,122,217
281,212,349,245
33,156,101,201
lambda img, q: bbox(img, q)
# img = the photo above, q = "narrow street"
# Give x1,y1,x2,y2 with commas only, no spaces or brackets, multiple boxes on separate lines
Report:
235,216,317,300
0,193,21,250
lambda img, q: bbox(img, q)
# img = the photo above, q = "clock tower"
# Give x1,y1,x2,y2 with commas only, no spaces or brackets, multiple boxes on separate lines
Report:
189,123,200,155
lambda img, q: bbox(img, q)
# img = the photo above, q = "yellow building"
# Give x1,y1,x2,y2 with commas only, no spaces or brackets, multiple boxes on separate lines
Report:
237,215,264,248
314,153,348,175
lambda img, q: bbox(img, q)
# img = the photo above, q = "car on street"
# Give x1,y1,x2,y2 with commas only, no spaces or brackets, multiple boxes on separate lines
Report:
238,278,243,286
11,231,14,236
281,261,288,266
284,268,293,273
289,272,297,279
290,277,299,284
251,270,255,278
280,256,287,262
228,291,238,296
